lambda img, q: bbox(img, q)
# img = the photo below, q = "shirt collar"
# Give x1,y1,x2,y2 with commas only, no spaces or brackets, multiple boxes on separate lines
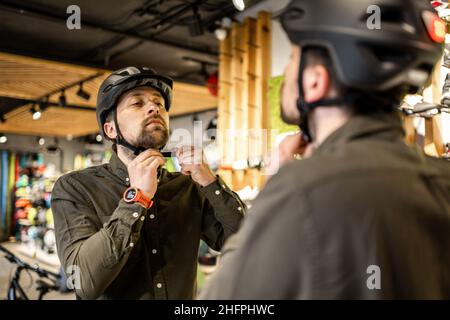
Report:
108,149,167,185
315,111,405,155
109,151,130,184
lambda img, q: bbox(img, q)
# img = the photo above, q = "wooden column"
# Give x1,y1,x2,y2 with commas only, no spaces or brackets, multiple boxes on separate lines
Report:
217,11,272,190
423,58,445,157
217,25,233,186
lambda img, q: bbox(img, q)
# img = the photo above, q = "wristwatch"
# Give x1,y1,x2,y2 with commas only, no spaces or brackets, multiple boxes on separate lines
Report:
123,187,153,209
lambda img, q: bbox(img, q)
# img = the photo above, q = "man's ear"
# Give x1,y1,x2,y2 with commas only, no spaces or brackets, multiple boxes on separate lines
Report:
302,64,330,104
103,121,117,140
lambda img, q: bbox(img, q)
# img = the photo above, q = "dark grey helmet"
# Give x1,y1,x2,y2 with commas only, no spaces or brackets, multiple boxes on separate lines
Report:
96,66,173,137
96,66,173,155
279,0,444,140
280,0,444,92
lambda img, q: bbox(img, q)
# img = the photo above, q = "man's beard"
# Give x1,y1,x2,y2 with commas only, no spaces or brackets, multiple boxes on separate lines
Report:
280,104,297,125
136,123,169,150
280,82,301,125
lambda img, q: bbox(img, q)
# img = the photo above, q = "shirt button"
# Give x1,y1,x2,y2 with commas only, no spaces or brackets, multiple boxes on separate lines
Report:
132,212,139,218
140,216,145,222
237,206,242,211
156,283,162,289
129,242,134,248
215,190,221,195
149,214,155,219
152,249,157,254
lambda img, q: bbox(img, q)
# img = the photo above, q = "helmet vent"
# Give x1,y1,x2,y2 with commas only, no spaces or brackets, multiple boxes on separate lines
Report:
360,5,406,24
282,8,305,23
367,44,415,67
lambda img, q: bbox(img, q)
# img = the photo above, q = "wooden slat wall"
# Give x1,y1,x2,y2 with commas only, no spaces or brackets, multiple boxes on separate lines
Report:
217,22,233,185
256,11,272,155
0,107,98,137
421,58,445,156
0,52,218,137
217,11,271,190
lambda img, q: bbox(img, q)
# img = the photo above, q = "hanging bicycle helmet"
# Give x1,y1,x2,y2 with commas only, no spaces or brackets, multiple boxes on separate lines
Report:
96,66,173,155
280,0,445,141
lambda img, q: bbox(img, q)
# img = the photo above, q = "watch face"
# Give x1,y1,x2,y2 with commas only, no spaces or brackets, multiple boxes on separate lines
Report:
125,189,137,201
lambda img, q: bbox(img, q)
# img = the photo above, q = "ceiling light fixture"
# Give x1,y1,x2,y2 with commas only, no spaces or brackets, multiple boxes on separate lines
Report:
59,90,67,107
30,104,42,120
0,133,7,144
189,6,204,37
214,28,227,40
232,0,246,11
37,137,46,146
76,83,91,101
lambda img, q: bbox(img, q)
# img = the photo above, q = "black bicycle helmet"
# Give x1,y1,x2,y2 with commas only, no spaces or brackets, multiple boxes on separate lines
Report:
96,66,173,155
280,0,445,140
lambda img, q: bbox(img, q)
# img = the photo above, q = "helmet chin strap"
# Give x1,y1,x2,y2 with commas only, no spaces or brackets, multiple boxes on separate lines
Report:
296,55,349,142
297,96,345,142
112,108,147,157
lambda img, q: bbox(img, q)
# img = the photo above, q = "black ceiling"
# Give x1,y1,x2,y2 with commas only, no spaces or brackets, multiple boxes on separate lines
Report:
0,0,263,84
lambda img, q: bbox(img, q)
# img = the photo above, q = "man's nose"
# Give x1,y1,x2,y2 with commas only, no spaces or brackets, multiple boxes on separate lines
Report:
146,102,160,115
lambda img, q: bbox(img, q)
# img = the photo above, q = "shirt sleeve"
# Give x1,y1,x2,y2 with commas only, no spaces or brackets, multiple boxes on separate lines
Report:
198,175,246,251
51,174,148,300
198,171,312,299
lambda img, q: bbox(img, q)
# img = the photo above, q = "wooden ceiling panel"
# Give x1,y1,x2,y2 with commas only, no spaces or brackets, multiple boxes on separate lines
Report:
0,52,217,137
172,82,217,115
0,107,98,137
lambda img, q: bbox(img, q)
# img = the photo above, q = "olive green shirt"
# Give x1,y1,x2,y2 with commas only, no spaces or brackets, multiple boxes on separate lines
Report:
200,112,450,299
51,152,246,300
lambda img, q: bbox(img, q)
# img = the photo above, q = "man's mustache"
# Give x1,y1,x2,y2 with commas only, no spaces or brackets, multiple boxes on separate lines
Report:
142,116,167,129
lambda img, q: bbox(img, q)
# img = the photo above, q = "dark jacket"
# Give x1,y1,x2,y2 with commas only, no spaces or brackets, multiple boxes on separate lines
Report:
200,112,450,299
51,152,245,299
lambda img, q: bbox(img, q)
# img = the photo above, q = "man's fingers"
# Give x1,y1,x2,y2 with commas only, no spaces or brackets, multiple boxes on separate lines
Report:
132,149,163,163
177,147,203,164
141,155,165,168
176,145,198,159
178,153,203,165
148,156,165,172
280,132,309,156
180,164,194,175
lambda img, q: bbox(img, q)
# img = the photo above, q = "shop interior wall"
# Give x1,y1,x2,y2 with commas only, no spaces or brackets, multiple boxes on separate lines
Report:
0,134,85,173
0,110,217,173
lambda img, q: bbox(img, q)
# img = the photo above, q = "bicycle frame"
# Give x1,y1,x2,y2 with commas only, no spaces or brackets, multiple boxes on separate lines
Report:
7,266,30,300
1,244,61,300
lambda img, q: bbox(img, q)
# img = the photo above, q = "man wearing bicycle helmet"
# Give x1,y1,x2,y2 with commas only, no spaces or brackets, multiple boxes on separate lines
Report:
51,66,245,299
200,0,450,299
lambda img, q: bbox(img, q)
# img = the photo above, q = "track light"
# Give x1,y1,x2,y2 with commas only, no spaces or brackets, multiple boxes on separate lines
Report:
39,98,48,113
0,133,7,144
30,105,42,120
37,137,46,146
77,83,91,101
189,6,204,37
46,138,60,154
59,90,67,107
232,0,246,11
214,28,227,40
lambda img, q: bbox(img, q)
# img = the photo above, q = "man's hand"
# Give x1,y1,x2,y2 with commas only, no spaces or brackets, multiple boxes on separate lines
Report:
277,132,313,165
265,132,313,176
127,149,165,199
176,146,216,187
